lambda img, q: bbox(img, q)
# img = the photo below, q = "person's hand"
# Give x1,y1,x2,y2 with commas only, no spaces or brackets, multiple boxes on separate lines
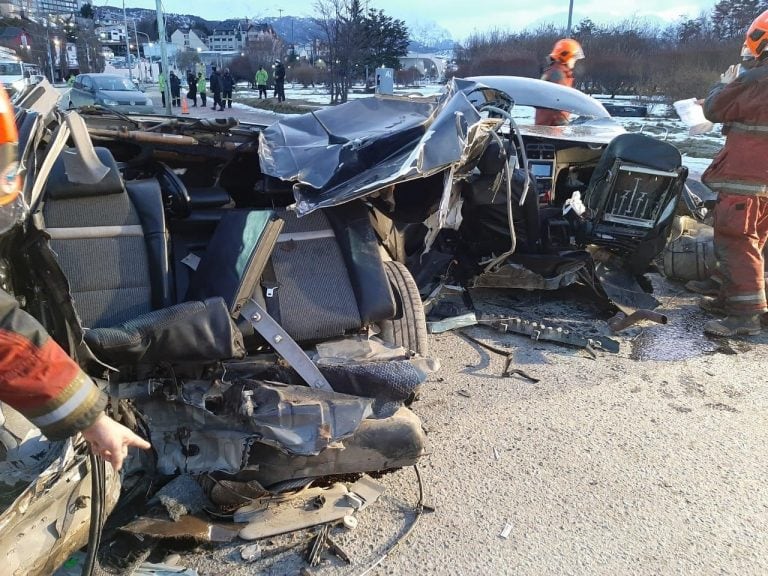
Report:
720,64,740,84
81,413,151,471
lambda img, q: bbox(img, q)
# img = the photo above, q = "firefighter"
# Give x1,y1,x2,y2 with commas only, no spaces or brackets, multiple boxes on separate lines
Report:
0,87,150,470
700,9,768,337
534,38,585,126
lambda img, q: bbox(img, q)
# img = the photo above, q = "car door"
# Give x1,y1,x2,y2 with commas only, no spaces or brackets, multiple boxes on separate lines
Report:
70,75,95,108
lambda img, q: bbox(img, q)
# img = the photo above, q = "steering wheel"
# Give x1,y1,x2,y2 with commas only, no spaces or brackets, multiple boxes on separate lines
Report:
154,162,191,218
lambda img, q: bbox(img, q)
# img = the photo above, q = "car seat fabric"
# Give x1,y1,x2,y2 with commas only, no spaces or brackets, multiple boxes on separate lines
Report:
125,179,172,310
83,297,245,366
323,202,396,325
43,148,155,329
271,209,363,342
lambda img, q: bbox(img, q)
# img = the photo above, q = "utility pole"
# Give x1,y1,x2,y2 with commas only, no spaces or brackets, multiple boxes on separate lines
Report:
155,0,172,114
133,21,142,83
123,0,133,82
567,0,575,36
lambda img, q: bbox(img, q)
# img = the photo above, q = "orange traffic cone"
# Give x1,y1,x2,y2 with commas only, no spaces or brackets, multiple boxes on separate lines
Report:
181,97,189,115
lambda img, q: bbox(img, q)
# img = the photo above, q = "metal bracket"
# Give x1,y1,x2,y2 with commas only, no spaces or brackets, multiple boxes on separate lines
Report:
240,299,332,391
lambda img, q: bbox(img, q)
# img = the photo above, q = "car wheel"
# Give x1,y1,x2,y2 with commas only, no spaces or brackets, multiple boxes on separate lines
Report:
379,260,428,356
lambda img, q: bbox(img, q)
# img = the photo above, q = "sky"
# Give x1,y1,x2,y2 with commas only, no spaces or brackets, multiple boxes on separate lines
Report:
120,0,717,42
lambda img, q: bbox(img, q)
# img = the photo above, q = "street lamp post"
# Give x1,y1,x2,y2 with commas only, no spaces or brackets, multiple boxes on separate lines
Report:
123,0,133,82
567,0,575,36
44,23,55,82
155,0,172,115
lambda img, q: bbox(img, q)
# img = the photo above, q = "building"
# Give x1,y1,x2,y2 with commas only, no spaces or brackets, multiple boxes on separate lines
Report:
0,0,21,18
170,27,207,51
34,0,79,16
0,27,32,53
208,22,246,52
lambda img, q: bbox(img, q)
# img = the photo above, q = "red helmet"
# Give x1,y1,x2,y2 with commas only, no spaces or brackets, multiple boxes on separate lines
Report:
745,10,768,58
550,38,585,64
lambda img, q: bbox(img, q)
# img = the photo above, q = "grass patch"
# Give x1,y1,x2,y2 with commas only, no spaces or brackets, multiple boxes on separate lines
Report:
235,97,322,115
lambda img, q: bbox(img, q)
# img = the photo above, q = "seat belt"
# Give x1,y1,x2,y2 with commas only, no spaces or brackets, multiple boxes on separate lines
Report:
260,258,281,324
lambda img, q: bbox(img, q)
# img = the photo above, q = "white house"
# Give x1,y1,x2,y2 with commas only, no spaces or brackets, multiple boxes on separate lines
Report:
170,27,208,51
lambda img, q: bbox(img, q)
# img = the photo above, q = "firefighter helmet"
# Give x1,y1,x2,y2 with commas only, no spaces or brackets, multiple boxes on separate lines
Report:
745,10,768,58
549,38,585,64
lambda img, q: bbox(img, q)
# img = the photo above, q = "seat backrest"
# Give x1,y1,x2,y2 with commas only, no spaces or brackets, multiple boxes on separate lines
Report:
185,209,283,316
583,133,684,223
41,147,169,328
580,133,687,272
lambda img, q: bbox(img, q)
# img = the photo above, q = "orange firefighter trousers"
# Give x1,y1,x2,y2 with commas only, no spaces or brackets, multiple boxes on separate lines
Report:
713,193,768,315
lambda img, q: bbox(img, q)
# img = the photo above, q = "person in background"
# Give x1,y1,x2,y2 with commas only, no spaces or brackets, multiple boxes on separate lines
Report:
255,65,268,99
221,68,234,110
196,71,207,108
169,70,181,107
186,69,197,107
66,72,75,87
273,60,286,102
534,38,585,126
209,65,221,111
158,69,166,107
698,9,768,337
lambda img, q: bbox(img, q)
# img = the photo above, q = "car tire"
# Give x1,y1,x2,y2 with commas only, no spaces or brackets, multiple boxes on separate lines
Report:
379,260,428,356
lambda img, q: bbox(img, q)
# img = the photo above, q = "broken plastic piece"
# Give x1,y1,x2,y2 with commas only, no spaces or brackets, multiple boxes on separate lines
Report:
238,476,384,540
120,515,241,543
499,522,513,539
240,543,262,562
427,312,478,334
345,493,364,509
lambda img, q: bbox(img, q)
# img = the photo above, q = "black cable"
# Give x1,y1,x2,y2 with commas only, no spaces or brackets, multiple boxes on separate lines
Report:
82,450,105,576
352,465,425,576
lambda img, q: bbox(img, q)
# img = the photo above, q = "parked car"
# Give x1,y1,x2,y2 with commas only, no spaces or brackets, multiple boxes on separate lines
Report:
67,73,153,112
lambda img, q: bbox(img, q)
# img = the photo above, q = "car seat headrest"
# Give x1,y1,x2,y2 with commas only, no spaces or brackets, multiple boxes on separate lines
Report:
46,147,124,200
476,139,506,175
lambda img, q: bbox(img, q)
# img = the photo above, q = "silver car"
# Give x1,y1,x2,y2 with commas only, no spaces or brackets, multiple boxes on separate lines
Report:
68,73,153,112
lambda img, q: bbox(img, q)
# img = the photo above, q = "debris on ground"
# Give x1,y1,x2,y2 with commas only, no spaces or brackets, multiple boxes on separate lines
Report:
151,475,212,522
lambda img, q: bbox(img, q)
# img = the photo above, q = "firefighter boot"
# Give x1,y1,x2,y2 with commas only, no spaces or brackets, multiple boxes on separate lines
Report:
685,277,721,296
704,314,762,337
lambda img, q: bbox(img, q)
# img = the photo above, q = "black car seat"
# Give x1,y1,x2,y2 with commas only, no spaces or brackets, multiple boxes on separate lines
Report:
578,133,688,273
42,147,170,328
264,202,396,343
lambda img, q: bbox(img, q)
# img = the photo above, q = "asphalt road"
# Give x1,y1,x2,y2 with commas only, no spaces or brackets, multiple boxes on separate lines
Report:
181,277,768,576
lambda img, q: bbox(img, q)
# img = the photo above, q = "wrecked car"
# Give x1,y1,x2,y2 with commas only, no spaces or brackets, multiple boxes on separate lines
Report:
261,76,688,323
1,81,434,575
0,74,689,574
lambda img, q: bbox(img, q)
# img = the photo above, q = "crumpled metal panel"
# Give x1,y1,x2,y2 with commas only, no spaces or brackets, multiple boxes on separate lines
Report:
258,79,508,215
139,381,373,475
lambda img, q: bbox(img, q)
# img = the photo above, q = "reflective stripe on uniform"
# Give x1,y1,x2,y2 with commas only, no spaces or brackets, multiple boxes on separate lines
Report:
726,292,766,303
708,181,768,195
